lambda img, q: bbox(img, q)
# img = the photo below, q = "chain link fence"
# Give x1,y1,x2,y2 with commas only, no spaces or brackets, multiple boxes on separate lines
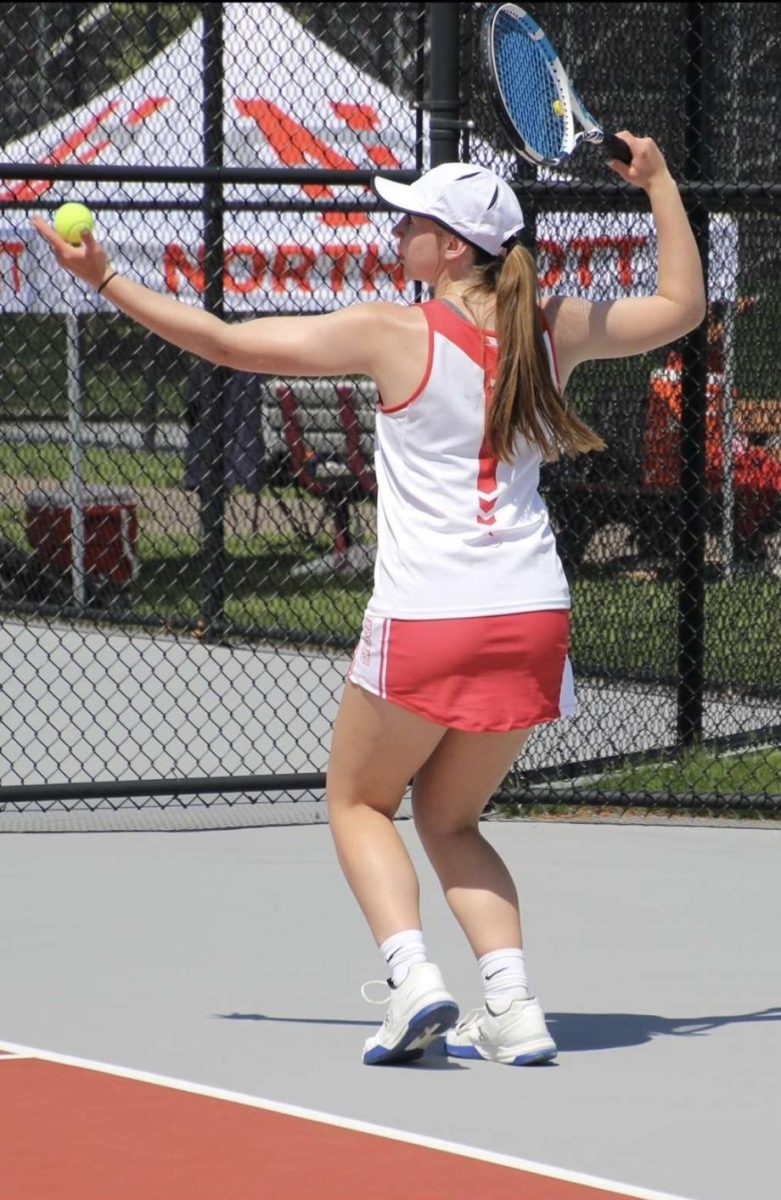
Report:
0,2,779,828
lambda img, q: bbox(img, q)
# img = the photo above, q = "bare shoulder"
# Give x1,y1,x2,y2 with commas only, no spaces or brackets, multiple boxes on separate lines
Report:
343,299,424,327
363,301,430,408
354,299,428,360
541,294,590,345
363,300,428,333
330,299,427,354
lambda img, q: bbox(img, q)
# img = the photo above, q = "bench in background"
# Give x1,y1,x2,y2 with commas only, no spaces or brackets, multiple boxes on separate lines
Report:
264,378,378,573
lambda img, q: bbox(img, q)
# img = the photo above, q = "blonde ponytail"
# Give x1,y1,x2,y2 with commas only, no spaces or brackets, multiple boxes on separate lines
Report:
467,244,605,463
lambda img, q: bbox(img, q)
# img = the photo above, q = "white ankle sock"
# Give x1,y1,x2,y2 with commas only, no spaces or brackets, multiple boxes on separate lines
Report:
479,948,530,1011
380,929,427,987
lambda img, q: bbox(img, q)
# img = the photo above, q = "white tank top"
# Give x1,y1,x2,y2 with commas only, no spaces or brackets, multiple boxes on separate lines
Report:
367,299,571,619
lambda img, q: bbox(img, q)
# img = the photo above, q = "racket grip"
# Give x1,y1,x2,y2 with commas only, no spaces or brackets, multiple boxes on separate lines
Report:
603,133,632,165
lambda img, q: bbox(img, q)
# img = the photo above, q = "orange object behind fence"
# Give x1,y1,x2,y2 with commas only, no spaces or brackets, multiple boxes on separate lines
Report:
642,350,781,539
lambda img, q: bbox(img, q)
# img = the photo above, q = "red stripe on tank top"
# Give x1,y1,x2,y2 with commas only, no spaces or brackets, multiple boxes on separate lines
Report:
418,299,494,367
476,337,500,528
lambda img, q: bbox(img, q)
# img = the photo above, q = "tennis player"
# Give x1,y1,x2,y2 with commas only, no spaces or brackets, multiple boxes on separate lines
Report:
33,131,705,1067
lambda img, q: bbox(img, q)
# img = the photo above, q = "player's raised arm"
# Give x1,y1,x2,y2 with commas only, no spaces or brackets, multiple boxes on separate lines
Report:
544,133,707,386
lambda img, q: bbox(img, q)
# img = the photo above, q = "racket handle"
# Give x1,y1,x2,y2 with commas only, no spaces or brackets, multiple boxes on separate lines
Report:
603,133,632,165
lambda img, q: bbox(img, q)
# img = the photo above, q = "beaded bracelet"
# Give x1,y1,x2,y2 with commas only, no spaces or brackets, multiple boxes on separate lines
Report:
97,270,118,295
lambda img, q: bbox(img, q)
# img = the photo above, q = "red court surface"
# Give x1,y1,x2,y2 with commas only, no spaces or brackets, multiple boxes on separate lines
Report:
1,1044,689,1200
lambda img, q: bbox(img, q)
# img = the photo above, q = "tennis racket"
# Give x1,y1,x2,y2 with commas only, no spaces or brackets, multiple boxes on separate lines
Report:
481,3,632,168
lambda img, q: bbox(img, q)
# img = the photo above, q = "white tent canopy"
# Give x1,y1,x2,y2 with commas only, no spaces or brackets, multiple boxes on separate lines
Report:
0,1,736,316
0,1,416,314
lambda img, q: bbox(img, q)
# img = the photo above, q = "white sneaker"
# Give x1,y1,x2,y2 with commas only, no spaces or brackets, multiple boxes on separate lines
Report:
445,997,557,1065
362,962,459,1065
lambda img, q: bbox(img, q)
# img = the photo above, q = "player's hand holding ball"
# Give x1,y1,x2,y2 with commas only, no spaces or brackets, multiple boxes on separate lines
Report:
31,202,112,291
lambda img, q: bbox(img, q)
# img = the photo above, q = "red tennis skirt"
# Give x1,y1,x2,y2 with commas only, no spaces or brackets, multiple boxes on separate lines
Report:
346,610,575,732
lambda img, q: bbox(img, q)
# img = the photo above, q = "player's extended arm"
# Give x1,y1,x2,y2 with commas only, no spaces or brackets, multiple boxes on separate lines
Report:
30,216,385,378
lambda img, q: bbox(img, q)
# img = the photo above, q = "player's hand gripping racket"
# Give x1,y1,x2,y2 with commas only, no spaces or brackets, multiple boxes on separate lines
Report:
481,3,632,168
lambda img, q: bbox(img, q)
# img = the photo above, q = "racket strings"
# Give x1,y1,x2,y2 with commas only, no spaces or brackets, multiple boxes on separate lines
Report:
493,13,567,161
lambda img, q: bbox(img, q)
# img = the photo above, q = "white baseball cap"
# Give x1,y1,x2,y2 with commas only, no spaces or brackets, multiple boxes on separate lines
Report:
373,161,525,258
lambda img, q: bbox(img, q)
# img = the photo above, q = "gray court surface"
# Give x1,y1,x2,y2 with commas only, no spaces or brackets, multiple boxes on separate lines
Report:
1,819,779,1199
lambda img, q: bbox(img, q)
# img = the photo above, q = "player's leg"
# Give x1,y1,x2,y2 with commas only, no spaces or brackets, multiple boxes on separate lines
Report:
411,727,557,1065
326,679,445,940
411,726,531,955
326,682,459,1064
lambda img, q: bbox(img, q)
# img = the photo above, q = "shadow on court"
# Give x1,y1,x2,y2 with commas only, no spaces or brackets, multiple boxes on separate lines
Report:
217,1006,781,1052
218,1012,375,1027
547,1006,781,1051
215,1012,469,1070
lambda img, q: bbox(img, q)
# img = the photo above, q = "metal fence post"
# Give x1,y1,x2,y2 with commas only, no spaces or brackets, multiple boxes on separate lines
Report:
200,2,228,638
676,1,711,748
428,2,461,167
66,313,86,611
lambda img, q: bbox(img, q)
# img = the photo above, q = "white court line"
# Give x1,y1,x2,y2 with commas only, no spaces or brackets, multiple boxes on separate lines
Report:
0,1038,694,1200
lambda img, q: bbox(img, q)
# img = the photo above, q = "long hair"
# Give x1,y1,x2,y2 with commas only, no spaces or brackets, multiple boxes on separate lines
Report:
465,244,605,463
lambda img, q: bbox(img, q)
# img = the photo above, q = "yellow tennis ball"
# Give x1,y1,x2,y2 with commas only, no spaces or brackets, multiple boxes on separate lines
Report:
53,202,94,246
552,99,564,116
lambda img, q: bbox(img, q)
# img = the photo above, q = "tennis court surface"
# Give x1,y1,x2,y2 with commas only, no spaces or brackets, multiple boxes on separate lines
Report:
2,819,779,1199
